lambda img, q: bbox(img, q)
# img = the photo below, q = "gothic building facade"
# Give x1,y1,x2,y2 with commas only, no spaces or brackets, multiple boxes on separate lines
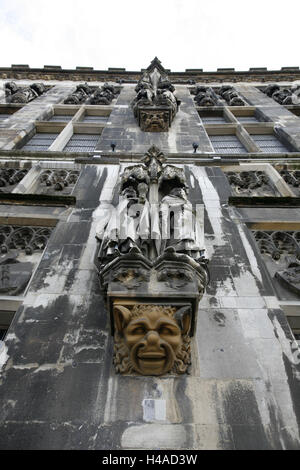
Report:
0,58,299,450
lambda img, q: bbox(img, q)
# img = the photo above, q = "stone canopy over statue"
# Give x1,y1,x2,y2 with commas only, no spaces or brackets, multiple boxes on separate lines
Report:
95,146,209,377
131,58,181,132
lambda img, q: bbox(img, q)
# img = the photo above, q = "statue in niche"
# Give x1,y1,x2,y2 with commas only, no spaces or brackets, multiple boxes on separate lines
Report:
113,304,191,376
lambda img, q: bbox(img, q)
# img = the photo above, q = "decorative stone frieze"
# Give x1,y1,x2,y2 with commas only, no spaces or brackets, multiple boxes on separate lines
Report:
226,170,278,196
131,58,181,132
253,230,300,297
64,82,120,105
89,83,120,105
263,84,300,105
0,224,53,295
216,85,246,106
39,169,80,194
0,168,28,192
95,145,209,375
278,168,300,196
5,81,47,104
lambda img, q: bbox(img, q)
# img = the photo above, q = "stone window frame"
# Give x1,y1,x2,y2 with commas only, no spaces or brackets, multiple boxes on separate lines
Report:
0,302,21,341
45,104,112,124
199,105,296,154
17,104,110,152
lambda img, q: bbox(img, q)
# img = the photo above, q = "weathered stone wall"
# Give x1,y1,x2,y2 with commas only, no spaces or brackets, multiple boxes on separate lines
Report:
0,77,299,450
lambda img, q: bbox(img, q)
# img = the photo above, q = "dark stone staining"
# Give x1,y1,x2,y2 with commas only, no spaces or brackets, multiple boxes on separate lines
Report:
205,167,232,203
184,166,203,205
213,311,226,327
74,166,108,209
278,168,300,196
222,382,272,449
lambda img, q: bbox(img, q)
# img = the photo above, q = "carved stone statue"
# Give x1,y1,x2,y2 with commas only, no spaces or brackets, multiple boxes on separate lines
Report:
192,86,217,106
96,184,151,264
263,84,297,105
95,146,209,376
160,185,204,260
64,83,93,105
131,58,180,132
90,83,120,105
217,85,245,106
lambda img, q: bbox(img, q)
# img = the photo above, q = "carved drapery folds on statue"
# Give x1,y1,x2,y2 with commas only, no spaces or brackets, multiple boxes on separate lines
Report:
95,146,209,376
263,84,300,105
131,58,181,132
5,82,47,104
0,225,52,295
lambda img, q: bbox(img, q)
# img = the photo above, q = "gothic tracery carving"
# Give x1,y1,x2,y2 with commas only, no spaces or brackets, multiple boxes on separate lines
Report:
253,230,300,297
278,169,300,196
216,85,246,106
191,86,217,106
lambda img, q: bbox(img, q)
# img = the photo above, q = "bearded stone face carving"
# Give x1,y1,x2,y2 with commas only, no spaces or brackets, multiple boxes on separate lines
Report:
113,304,191,376
95,146,209,376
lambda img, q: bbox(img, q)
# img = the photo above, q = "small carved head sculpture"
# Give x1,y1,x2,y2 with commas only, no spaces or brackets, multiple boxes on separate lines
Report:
113,304,191,376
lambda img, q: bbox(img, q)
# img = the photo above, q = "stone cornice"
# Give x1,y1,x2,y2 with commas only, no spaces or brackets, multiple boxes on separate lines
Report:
1,66,300,84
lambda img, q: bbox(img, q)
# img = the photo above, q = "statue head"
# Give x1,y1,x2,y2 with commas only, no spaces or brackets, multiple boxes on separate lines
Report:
113,304,191,376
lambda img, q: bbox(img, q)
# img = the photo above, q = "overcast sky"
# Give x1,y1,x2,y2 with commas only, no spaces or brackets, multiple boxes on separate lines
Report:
0,0,299,72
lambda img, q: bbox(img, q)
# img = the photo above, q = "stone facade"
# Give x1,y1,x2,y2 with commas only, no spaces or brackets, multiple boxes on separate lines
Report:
0,60,299,450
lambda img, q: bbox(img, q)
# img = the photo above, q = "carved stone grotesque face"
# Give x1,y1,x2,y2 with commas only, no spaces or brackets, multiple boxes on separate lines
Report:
113,304,191,376
140,111,169,132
